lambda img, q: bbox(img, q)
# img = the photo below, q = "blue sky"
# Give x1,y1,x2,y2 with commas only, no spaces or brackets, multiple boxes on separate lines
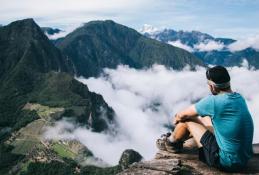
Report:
1,0,259,39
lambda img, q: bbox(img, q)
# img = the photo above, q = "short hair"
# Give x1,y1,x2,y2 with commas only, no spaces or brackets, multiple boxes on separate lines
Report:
206,66,231,89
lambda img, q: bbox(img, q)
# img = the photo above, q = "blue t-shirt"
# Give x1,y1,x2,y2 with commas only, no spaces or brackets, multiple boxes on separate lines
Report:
195,92,254,169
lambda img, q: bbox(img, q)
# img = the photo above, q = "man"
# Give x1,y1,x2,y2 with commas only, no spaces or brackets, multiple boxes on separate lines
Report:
157,66,254,172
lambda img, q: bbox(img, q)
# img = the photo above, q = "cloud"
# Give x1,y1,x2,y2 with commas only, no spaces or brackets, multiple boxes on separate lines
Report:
1,0,259,39
0,0,155,28
168,40,226,52
228,34,259,52
45,30,69,40
44,65,259,166
194,40,225,52
168,40,194,52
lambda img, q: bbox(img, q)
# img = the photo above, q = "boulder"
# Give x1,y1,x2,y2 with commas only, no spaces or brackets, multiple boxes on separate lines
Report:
119,149,143,170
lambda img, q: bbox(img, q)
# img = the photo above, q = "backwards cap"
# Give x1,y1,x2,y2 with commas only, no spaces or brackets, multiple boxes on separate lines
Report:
206,66,230,89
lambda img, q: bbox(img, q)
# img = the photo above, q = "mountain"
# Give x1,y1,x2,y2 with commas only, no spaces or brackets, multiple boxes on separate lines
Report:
0,18,117,174
195,48,259,68
41,27,67,40
55,20,204,78
141,26,259,68
141,26,236,47
0,18,115,133
41,27,62,35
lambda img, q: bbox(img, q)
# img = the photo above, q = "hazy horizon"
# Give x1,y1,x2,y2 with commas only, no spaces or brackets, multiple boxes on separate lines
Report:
1,0,259,39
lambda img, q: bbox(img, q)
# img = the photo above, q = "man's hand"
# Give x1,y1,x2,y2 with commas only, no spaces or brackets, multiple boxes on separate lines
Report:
173,113,182,125
172,105,198,125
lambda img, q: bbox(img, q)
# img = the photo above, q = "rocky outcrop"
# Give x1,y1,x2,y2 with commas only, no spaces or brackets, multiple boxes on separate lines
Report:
119,149,143,170
119,144,259,175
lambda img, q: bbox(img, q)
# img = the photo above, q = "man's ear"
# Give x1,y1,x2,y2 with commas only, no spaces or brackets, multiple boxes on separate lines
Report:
211,84,220,94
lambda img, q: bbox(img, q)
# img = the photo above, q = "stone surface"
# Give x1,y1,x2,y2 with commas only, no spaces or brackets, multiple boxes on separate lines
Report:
118,144,259,175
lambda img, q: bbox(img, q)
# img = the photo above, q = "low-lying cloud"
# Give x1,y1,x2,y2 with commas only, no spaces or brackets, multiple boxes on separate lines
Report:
194,40,225,52
168,40,194,52
44,65,259,166
228,34,259,52
168,40,225,52
44,31,68,40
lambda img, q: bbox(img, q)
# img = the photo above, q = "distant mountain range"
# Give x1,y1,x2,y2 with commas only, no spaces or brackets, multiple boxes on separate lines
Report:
141,24,259,69
0,19,203,174
55,20,203,77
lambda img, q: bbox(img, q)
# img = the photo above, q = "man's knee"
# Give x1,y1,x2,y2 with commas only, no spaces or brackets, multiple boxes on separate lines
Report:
173,122,190,142
175,122,188,129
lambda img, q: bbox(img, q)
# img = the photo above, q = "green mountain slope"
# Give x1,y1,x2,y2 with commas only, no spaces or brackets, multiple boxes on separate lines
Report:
56,20,204,78
0,18,117,175
0,19,114,134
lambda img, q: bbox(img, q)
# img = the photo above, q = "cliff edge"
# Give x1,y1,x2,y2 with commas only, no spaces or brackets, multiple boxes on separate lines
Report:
118,144,259,175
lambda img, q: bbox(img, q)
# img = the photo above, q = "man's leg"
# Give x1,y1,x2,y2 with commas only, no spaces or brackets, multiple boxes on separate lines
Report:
199,116,214,133
170,116,212,141
171,122,190,142
185,121,207,148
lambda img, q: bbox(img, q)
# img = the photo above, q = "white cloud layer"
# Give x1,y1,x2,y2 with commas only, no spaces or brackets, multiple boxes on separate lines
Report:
194,40,225,52
44,65,259,166
45,30,69,40
168,40,194,52
228,34,259,52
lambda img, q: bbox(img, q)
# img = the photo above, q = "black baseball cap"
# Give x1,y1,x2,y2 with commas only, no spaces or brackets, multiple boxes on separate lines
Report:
206,66,230,88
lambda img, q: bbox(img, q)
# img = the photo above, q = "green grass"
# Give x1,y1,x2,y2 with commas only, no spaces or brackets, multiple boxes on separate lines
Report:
52,143,76,159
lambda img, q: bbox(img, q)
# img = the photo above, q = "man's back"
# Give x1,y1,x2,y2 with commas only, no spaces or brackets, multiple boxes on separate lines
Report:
195,92,254,169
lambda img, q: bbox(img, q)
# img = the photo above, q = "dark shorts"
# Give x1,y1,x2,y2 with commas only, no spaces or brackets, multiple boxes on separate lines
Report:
199,130,220,168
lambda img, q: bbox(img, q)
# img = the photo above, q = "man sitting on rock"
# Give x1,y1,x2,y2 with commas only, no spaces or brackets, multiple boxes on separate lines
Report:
157,66,254,172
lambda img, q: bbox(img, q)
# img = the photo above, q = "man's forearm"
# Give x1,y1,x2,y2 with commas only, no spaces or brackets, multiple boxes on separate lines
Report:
175,105,198,123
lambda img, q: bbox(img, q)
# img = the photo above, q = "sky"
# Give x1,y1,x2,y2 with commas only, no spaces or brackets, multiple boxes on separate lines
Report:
1,0,259,39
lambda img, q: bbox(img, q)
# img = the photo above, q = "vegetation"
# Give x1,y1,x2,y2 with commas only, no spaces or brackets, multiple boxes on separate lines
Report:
20,160,77,175
0,144,25,175
20,160,122,175
52,143,76,159
0,19,115,135
0,19,118,174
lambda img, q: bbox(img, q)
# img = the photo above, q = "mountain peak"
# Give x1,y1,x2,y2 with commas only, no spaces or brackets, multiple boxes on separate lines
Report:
83,19,116,27
139,24,159,34
2,18,46,41
8,18,37,28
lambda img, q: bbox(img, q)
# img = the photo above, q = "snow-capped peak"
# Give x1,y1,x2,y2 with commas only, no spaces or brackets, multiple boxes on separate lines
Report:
139,24,159,34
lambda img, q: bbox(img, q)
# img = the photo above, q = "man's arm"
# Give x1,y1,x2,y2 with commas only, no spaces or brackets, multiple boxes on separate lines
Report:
173,105,198,125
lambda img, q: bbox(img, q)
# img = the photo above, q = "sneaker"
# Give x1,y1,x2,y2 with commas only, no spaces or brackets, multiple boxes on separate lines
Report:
156,132,171,151
165,140,183,153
